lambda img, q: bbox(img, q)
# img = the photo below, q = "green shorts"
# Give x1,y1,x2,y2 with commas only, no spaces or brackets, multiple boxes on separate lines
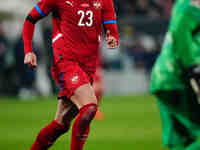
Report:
155,89,200,149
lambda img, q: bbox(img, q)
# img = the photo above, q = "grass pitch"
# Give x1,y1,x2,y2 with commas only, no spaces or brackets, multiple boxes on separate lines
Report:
0,95,164,150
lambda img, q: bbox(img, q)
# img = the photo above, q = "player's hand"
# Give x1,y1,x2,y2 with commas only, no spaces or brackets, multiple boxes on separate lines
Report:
24,52,37,68
106,30,118,49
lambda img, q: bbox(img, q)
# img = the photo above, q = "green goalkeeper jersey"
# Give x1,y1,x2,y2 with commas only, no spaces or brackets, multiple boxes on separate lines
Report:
150,0,200,93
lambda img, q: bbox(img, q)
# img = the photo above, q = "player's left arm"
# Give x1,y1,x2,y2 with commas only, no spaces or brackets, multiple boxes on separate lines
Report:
102,0,119,49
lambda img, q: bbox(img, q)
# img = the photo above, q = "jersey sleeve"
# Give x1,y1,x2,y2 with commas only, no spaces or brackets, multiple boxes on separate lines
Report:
35,0,55,17
102,0,116,22
102,0,119,44
22,0,56,54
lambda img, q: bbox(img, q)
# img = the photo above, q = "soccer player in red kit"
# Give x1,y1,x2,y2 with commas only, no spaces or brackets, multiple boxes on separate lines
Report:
22,0,119,149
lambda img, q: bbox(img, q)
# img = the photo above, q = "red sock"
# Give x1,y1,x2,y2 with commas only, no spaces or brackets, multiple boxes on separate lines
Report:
30,120,70,150
70,103,97,150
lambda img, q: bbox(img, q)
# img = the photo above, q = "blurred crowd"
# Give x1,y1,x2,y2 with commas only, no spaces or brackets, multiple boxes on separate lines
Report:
0,0,172,97
115,0,172,18
103,0,172,73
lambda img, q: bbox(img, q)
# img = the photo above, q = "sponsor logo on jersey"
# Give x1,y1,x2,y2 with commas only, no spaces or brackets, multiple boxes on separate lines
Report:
80,3,90,8
66,0,74,7
93,1,101,9
71,75,79,83
191,0,200,8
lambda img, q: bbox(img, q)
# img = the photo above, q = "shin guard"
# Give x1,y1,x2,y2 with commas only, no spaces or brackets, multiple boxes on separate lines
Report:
70,103,98,150
30,120,70,150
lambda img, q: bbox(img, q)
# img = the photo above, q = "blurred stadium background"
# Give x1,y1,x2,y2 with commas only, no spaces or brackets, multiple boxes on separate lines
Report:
0,0,172,150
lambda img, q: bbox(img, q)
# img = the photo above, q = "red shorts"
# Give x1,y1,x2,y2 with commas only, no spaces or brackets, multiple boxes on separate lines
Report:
51,34,97,100
52,60,95,100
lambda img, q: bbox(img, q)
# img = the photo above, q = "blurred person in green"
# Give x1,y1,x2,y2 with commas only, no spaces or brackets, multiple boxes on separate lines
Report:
150,0,200,150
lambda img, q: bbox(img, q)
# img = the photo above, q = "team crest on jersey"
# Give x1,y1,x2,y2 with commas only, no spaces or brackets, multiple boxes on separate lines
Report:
191,0,200,8
93,1,101,9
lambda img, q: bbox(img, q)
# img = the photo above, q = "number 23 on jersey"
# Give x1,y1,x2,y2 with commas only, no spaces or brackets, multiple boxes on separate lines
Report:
77,10,93,27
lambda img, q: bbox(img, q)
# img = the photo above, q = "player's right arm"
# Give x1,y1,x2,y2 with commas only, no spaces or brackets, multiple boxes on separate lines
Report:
102,0,119,49
22,0,55,68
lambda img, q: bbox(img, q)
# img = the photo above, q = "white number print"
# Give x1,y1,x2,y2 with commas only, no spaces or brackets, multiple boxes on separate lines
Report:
77,10,93,27
85,10,93,27
77,10,85,26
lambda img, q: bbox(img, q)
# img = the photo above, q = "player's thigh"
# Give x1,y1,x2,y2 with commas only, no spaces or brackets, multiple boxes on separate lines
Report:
71,83,97,109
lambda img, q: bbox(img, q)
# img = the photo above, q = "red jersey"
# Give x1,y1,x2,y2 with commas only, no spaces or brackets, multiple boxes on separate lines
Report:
23,0,118,71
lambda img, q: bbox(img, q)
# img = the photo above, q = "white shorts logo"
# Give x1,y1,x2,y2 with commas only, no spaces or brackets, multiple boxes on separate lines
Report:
71,75,79,83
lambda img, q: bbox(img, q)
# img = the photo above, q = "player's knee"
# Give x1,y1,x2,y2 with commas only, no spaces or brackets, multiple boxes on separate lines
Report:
79,104,98,127
63,105,79,123
56,107,79,129
55,100,77,124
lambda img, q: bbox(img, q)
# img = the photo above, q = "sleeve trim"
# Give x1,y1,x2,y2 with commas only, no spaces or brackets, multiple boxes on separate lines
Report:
103,20,117,24
35,4,46,17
